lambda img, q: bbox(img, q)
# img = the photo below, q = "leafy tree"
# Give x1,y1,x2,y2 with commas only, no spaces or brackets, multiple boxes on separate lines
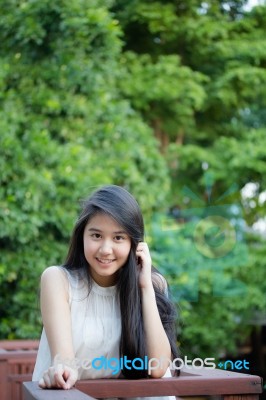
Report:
112,0,266,362
0,0,169,338
112,0,266,177
1,0,265,371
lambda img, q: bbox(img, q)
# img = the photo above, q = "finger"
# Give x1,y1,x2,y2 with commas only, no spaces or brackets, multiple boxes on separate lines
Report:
38,378,46,388
63,367,78,389
54,365,68,389
43,372,52,388
136,248,145,255
137,242,149,252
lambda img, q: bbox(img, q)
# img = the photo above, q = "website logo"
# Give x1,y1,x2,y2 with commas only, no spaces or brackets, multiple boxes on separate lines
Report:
54,355,249,375
151,180,248,301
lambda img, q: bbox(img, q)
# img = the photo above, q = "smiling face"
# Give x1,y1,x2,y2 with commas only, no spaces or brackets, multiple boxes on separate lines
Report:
83,213,131,287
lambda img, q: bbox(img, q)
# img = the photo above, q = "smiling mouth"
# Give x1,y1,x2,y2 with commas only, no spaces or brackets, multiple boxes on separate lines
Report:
96,258,116,264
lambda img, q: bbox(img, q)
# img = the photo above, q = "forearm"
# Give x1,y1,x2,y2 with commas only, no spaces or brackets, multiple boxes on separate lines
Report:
141,283,171,377
39,267,78,389
42,308,75,363
41,267,75,363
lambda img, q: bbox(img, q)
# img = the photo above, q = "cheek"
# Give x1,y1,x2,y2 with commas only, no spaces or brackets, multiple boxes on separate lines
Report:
120,243,131,259
83,239,96,256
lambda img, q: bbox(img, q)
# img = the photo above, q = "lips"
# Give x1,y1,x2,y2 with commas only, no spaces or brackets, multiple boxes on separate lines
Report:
96,258,116,264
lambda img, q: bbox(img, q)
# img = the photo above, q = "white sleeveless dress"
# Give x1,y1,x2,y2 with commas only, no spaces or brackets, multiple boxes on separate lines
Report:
32,266,175,400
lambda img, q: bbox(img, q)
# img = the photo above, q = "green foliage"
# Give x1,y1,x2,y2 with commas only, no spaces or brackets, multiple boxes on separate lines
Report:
0,0,169,338
118,52,208,138
1,0,265,367
113,0,266,361
149,210,266,359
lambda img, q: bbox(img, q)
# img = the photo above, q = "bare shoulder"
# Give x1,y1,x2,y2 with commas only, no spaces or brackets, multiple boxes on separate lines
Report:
41,266,69,299
41,266,67,282
152,271,168,294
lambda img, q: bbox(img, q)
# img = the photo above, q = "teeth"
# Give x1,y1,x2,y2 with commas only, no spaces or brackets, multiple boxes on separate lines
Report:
97,258,114,264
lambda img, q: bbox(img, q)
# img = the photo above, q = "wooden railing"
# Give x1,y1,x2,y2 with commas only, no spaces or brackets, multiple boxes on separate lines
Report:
0,340,263,400
23,367,263,400
0,340,39,400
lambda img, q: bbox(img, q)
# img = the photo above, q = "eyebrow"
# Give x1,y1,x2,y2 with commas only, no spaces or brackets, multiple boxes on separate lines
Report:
88,228,128,235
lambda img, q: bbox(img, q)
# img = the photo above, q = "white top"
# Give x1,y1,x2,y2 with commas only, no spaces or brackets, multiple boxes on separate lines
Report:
32,266,175,400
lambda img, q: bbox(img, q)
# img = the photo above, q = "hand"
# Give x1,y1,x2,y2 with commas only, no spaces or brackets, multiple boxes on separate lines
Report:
136,242,152,289
39,363,78,390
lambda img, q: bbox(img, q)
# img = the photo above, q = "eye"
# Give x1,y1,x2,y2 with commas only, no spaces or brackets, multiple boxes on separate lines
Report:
91,233,101,239
114,235,125,241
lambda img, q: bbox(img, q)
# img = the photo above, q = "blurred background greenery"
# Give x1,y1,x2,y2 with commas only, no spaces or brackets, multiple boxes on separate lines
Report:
0,0,265,380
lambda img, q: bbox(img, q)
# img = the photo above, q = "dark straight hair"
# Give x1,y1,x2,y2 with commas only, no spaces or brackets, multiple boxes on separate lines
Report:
63,185,179,378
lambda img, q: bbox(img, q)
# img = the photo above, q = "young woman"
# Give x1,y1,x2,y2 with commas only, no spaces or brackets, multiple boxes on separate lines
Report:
32,185,179,397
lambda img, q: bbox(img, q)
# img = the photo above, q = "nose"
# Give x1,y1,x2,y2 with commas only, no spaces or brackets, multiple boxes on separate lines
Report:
99,240,113,255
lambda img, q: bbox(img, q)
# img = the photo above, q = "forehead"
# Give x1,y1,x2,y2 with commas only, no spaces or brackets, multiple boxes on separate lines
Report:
85,213,126,233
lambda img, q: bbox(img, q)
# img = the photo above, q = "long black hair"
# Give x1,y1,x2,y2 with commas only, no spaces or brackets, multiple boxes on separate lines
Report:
63,185,179,378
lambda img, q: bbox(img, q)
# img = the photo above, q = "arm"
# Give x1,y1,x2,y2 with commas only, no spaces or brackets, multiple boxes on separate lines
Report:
136,243,171,378
38,266,78,389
